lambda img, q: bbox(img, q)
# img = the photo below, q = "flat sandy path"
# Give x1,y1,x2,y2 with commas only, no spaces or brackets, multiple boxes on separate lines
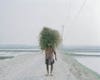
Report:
0,52,77,80
0,52,100,80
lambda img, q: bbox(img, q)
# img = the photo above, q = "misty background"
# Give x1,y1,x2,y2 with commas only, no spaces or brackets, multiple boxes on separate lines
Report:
0,0,100,47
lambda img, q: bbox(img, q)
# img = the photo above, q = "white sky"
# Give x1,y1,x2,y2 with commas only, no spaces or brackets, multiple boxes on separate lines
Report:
0,0,100,46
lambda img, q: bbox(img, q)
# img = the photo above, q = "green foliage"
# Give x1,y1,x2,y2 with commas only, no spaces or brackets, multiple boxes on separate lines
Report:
39,27,62,50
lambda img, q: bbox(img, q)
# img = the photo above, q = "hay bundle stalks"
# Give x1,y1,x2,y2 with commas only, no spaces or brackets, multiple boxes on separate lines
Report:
39,27,62,50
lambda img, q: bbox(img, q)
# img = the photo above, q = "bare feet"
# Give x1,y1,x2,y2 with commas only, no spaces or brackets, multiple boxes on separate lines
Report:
50,73,53,76
45,73,49,76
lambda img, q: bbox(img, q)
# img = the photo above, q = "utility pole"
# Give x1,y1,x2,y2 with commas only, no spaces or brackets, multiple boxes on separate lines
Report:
62,25,64,41
61,25,64,47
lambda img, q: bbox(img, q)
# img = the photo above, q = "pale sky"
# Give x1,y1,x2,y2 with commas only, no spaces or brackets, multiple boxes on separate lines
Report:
0,0,100,46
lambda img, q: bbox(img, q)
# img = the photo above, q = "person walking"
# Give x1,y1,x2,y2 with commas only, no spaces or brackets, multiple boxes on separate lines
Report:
39,27,61,76
45,44,57,76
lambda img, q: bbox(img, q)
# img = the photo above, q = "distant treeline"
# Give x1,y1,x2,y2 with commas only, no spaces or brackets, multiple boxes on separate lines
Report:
0,44,40,49
62,46,100,52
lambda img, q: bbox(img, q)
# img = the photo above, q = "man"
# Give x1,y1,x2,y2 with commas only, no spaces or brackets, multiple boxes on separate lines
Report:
45,44,57,76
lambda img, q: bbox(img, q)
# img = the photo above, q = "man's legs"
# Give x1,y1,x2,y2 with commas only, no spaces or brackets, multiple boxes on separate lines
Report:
46,64,49,75
50,64,53,75
45,59,54,76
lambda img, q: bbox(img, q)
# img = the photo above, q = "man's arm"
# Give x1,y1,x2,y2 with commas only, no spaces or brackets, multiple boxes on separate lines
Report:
53,49,57,61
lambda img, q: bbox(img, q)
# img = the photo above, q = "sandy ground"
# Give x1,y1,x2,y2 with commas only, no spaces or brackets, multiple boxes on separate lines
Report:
0,52,100,80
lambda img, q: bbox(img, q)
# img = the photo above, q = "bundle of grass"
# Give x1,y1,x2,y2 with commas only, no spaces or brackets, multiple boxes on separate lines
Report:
39,27,62,50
